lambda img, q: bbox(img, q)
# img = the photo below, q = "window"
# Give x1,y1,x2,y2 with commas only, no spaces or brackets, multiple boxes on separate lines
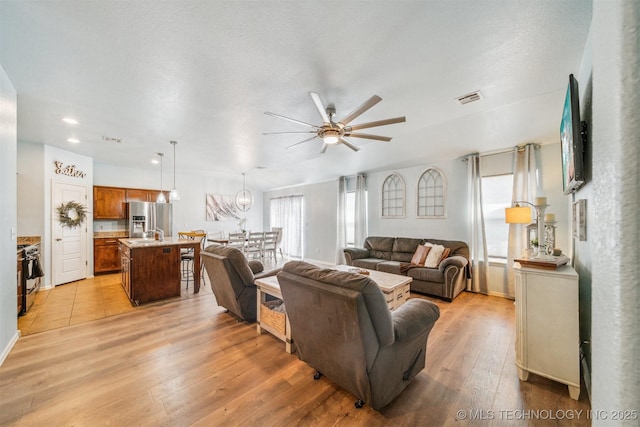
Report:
481,174,514,259
417,168,446,218
381,173,405,218
345,191,356,246
269,195,304,258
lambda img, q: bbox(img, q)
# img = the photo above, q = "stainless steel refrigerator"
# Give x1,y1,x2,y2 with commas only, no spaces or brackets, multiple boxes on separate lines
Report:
128,202,173,238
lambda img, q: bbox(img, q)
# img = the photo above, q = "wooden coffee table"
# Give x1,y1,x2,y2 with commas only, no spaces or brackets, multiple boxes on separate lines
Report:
254,275,295,354
332,265,412,311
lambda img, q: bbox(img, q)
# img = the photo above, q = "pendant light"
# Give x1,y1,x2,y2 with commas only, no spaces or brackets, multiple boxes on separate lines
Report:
169,140,181,201
235,172,253,212
157,152,167,203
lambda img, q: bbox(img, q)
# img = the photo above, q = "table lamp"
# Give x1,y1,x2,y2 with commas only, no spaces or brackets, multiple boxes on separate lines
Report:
505,197,552,259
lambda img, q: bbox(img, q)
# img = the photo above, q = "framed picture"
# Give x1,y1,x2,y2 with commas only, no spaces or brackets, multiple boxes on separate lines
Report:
205,194,241,221
572,199,587,241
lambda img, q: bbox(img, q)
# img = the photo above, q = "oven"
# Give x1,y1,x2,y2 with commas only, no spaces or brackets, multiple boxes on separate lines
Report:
19,243,43,315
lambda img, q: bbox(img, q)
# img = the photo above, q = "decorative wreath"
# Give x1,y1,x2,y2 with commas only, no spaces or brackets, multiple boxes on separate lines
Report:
57,201,88,228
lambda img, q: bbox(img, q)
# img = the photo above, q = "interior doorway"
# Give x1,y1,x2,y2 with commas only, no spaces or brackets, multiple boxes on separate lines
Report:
52,181,88,286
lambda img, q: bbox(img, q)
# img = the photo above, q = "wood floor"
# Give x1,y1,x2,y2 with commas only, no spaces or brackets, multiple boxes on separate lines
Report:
2,275,591,426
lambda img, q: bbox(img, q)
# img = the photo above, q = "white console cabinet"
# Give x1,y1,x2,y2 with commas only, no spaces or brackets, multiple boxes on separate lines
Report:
514,263,580,400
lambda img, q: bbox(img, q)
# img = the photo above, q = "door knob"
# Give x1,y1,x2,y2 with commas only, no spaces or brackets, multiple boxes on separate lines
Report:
56,238,62,241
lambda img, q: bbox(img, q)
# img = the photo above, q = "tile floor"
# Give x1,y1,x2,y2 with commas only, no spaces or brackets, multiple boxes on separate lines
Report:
18,255,285,336
18,273,135,336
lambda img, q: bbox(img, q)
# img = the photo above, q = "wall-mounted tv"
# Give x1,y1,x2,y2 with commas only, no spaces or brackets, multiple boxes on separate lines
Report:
560,74,585,194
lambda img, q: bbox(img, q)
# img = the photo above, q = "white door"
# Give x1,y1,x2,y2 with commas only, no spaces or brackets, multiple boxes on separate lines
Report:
53,182,88,285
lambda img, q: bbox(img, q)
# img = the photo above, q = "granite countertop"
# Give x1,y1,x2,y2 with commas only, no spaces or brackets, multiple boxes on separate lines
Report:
119,237,202,248
18,236,42,245
94,231,129,238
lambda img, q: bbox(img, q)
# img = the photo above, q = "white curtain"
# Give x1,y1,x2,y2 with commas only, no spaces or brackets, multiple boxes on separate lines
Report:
270,195,304,258
354,173,368,247
507,144,540,295
336,177,347,264
467,154,488,293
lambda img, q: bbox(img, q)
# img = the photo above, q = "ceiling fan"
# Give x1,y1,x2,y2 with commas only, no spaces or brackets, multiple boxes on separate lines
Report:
263,92,406,153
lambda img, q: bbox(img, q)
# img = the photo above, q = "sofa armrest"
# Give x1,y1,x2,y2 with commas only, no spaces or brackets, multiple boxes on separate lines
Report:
254,267,282,281
343,247,370,265
392,299,440,342
438,255,468,273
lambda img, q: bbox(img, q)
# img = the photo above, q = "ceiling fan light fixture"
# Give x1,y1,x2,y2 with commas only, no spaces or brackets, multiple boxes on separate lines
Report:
322,129,340,145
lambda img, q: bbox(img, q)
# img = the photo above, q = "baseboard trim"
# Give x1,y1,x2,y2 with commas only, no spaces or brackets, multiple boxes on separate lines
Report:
0,330,21,367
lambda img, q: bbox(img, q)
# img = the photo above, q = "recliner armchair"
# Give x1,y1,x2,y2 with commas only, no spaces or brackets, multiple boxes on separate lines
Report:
277,261,440,411
201,245,279,322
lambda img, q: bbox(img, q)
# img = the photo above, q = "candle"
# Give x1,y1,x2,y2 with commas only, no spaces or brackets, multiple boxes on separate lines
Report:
545,213,555,222
535,196,547,206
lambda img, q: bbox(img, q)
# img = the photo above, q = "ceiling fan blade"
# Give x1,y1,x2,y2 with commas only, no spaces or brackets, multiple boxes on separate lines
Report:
345,132,392,142
264,111,320,129
348,116,406,131
320,143,329,154
262,131,316,135
339,137,361,152
286,135,319,149
309,92,330,123
338,95,382,126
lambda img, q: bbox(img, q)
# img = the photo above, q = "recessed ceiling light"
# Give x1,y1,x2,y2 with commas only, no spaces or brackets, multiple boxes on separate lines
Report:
67,138,80,143
151,159,159,164
62,117,79,125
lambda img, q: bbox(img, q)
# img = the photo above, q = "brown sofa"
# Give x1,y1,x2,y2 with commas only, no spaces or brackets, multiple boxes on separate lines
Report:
278,261,440,410
343,236,469,301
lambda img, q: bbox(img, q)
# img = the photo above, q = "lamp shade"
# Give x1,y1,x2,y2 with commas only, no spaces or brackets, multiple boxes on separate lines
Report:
505,206,531,224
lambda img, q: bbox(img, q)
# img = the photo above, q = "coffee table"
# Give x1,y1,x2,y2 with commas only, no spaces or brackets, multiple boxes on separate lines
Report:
332,265,412,311
254,275,295,354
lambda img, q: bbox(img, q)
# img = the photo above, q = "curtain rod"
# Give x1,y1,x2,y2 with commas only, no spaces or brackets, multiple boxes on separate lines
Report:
460,143,541,162
269,194,304,200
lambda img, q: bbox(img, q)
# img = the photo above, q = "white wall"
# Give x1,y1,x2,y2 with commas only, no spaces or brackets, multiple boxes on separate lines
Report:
367,159,468,241
591,0,639,418
263,180,338,263
17,142,44,238
93,163,264,240
0,64,18,365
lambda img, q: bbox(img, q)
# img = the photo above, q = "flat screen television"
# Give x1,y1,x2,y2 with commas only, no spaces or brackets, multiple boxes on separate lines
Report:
560,74,585,194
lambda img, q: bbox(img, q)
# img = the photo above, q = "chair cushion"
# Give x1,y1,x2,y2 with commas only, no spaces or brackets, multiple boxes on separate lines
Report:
376,261,404,275
364,237,395,260
352,258,387,270
406,266,444,283
391,238,423,262
248,260,264,274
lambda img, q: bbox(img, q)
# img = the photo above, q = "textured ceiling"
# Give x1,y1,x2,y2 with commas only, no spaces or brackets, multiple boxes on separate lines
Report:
0,1,592,191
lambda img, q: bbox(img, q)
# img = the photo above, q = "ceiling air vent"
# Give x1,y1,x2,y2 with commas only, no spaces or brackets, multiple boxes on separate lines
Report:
102,136,122,143
456,90,482,105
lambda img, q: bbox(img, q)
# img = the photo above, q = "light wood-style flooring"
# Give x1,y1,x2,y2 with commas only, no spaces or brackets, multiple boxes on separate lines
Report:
4,272,591,426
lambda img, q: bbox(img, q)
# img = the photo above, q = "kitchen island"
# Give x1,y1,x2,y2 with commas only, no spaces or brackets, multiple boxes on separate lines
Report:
118,237,202,305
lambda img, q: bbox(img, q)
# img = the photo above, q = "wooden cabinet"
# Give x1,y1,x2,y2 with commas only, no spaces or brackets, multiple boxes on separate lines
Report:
93,186,126,219
125,188,153,202
94,238,121,274
121,243,181,305
514,263,580,400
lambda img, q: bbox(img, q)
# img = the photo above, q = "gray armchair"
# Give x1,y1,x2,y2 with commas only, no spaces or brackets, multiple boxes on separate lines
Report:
201,245,279,322
277,261,440,411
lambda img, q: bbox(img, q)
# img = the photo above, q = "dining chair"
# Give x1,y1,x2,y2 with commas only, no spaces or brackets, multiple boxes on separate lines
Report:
227,232,247,251
246,231,265,258
263,231,279,261
272,227,284,259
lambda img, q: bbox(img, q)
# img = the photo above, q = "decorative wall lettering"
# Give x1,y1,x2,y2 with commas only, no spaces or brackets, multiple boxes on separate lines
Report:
54,161,87,178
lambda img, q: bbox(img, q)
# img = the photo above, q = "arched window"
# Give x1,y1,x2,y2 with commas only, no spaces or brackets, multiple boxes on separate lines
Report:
381,173,405,218
417,168,446,218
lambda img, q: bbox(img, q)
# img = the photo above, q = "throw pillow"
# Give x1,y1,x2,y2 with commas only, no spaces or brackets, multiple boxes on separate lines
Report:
424,244,446,268
410,245,431,265
439,247,451,264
